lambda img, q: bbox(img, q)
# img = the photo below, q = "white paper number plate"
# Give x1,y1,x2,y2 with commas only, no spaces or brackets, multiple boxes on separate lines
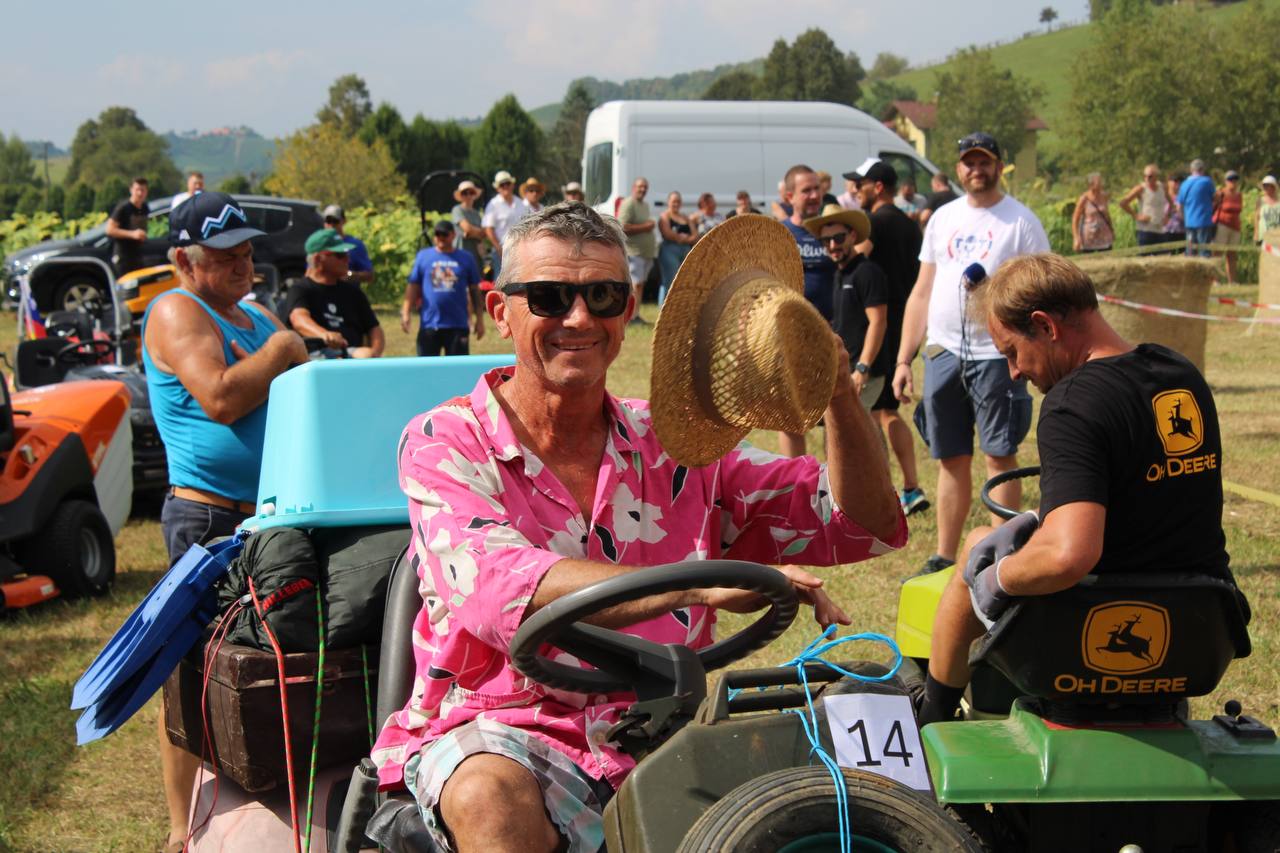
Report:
823,692,932,791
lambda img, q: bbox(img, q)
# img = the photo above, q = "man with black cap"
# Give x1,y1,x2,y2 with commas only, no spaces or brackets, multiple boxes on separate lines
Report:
323,203,375,285
283,229,384,357
846,158,928,518
401,219,485,356
142,191,309,852
893,131,1049,578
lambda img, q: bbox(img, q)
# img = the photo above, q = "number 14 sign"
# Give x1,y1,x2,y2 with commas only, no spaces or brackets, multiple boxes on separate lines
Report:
823,692,932,792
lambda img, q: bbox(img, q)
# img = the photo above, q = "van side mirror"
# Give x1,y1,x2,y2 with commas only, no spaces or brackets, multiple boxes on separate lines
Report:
0,380,14,454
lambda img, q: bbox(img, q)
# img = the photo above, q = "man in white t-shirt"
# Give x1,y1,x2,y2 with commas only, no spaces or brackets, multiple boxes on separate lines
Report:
481,170,530,279
893,131,1050,578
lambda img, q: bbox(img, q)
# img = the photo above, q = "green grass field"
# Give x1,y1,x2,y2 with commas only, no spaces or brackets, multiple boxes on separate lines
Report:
1,284,1278,850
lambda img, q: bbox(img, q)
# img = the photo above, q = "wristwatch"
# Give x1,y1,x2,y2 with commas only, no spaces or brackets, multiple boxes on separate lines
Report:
854,361,869,375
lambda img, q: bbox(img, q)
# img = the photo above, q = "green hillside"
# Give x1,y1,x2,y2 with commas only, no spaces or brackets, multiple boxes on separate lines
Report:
164,129,275,186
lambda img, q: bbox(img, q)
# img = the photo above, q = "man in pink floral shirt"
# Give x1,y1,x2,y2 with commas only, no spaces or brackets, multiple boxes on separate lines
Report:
371,203,906,852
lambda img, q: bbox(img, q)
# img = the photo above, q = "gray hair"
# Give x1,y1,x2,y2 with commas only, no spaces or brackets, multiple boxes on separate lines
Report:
1190,159,1205,174
497,202,628,288
167,245,206,267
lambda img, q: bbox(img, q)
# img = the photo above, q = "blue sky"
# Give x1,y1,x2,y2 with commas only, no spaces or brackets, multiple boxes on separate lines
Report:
2,0,1089,146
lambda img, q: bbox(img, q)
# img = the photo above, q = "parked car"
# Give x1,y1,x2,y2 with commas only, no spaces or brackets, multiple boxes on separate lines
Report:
3,195,322,313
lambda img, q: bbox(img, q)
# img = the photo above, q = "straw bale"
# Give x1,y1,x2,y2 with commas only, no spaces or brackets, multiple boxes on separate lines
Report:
1075,256,1214,371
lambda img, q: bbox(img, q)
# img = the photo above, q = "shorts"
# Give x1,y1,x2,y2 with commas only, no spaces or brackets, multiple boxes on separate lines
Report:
417,327,470,357
858,375,885,411
404,718,612,853
160,492,249,566
1216,224,1241,246
1136,229,1165,247
913,348,1031,460
1186,226,1214,258
627,255,654,285
871,306,905,412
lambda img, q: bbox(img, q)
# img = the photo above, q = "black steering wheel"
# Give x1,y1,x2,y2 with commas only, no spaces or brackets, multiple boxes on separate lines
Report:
510,561,798,696
981,466,1041,520
56,338,115,366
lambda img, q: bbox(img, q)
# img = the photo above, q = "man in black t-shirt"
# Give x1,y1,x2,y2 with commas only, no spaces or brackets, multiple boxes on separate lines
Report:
105,177,150,274
845,160,928,515
283,229,384,358
804,204,888,410
918,253,1245,725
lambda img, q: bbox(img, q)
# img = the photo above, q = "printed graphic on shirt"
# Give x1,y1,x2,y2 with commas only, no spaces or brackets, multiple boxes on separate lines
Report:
947,229,995,262
430,259,461,291
1151,389,1203,456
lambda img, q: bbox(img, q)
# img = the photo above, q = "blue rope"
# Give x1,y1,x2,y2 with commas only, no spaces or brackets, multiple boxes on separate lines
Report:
730,626,904,853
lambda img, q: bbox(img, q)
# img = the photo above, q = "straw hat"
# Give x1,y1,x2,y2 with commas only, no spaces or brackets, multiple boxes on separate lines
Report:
802,204,871,243
520,177,545,194
453,180,481,202
651,215,838,467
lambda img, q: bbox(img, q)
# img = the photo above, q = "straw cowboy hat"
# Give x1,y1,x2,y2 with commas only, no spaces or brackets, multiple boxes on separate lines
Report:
453,180,482,203
651,215,838,467
520,177,546,193
802,204,871,243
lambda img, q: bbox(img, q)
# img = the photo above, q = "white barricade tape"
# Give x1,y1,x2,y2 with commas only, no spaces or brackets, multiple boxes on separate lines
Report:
1098,294,1280,324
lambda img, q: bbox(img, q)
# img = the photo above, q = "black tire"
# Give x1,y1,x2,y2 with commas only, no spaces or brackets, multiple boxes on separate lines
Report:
52,275,108,314
28,500,116,598
677,767,985,853
1232,800,1280,852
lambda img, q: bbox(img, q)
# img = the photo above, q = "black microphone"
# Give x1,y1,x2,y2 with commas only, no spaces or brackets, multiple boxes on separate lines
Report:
962,262,987,291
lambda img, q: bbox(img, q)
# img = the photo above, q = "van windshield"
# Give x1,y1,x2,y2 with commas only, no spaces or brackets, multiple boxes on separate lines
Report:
584,142,612,206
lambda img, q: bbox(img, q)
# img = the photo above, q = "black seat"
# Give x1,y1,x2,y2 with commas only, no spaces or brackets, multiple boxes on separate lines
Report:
15,338,70,388
971,573,1249,720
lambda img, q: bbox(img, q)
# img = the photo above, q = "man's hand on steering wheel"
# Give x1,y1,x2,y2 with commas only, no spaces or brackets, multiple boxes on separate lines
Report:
963,510,1039,628
702,565,851,629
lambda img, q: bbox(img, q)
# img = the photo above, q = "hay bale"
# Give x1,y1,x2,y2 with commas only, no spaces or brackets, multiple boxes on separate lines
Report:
1259,228,1280,323
1075,256,1214,371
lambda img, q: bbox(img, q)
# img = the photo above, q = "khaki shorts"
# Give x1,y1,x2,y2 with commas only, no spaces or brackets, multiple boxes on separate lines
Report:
1216,224,1242,246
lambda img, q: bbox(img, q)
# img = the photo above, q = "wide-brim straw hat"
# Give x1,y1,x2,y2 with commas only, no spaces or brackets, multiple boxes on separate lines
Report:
453,180,481,202
651,215,837,467
803,204,871,243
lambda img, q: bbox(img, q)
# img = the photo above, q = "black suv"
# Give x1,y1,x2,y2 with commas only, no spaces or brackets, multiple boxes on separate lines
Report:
3,194,323,312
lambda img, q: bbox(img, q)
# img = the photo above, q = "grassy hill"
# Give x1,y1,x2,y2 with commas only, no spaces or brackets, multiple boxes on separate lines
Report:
164,129,275,187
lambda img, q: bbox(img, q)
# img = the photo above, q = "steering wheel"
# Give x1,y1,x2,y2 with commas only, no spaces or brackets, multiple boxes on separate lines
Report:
510,560,798,696
981,466,1041,520
56,338,115,366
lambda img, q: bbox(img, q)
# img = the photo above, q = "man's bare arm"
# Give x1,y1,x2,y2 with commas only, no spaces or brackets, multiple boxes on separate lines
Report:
146,297,307,425
367,325,385,357
859,304,887,369
105,218,145,241
996,502,1105,596
288,308,346,348
892,261,935,402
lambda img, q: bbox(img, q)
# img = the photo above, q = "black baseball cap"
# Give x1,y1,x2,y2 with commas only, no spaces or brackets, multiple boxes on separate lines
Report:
844,161,899,188
169,191,265,249
958,132,1001,160
433,220,456,235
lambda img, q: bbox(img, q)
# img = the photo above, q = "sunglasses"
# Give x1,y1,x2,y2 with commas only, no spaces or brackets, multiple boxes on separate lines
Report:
821,231,850,246
501,280,630,318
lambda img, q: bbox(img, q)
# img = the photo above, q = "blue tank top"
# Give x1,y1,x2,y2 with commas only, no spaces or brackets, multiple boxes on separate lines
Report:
142,289,278,502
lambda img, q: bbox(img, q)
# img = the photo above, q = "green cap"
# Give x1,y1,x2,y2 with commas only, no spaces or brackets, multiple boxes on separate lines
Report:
305,228,353,254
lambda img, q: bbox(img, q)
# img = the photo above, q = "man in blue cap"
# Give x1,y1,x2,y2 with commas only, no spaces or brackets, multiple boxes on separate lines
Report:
142,190,308,852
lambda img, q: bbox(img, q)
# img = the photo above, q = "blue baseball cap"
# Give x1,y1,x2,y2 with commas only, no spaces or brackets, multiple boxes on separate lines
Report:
169,191,265,249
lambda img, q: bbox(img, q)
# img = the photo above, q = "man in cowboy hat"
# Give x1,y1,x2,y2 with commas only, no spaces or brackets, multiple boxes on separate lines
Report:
482,170,530,278
521,176,546,213
804,203,888,410
562,181,585,203
371,203,905,853
450,179,489,269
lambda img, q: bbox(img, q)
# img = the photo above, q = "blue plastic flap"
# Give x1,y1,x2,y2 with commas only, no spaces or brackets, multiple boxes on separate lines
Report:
70,534,243,721
249,355,513,531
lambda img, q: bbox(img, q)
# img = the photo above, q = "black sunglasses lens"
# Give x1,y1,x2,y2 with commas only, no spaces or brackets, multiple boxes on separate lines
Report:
585,282,628,317
525,284,574,317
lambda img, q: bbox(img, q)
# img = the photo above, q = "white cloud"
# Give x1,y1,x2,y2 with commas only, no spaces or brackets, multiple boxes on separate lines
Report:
204,49,307,89
97,55,187,89
473,1,663,77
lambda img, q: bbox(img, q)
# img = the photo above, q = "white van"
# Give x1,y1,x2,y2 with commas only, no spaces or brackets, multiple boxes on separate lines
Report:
582,100,946,215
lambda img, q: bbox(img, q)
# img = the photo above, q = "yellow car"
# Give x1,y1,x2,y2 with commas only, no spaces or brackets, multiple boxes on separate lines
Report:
116,264,280,321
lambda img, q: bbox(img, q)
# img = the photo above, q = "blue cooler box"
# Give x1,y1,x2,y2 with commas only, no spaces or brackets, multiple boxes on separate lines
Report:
249,355,513,530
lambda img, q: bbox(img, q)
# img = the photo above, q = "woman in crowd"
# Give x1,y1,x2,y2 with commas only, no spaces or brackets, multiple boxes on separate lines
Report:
1163,173,1187,251
520,177,546,214
1257,175,1280,246
1072,172,1114,253
692,192,724,238
1214,170,1244,284
1119,164,1171,250
450,180,488,271
657,191,697,305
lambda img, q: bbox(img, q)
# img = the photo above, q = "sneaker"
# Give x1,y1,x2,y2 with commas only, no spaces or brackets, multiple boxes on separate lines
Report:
900,487,930,516
905,554,954,582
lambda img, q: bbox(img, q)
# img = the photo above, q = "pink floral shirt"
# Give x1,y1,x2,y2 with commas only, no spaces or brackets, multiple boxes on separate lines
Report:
371,367,907,789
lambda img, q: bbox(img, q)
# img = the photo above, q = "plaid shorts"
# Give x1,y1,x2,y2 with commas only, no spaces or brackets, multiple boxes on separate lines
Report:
404,717,611,852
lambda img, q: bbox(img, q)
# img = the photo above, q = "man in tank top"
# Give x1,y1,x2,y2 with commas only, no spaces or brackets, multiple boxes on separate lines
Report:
1119,164,1173,249
141,191,308,853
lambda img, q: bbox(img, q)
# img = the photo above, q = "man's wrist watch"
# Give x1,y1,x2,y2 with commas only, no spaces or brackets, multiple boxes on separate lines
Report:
854,361,869,375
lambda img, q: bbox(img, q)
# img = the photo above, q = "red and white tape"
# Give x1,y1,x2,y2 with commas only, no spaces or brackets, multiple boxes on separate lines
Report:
1211,295,1280,311
1098,294,1280,324
1262,241,1280,258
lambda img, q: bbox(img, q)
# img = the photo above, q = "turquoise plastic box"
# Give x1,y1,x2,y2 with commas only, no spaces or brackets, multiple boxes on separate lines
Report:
248,355,513,530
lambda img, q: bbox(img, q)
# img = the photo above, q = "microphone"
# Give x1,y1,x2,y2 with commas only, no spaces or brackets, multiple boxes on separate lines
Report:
962,262,987,291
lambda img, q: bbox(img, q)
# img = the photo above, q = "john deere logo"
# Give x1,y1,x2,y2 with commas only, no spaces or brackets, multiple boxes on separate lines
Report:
1082,602,1170,675
1151,390,1203,456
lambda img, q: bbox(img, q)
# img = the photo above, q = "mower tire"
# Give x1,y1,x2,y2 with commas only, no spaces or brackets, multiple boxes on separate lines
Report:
24,500,116,598
1233,800,1280,852
677,766,985,853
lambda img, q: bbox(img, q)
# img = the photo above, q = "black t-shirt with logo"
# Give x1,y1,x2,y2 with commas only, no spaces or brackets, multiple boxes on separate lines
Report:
833,256,890,378
282,278,379,349
110,200,149,273
1037,343,1231,582
868,203,922,306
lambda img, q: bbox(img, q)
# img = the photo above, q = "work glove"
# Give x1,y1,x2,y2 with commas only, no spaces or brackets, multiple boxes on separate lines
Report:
963,511,1039,629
